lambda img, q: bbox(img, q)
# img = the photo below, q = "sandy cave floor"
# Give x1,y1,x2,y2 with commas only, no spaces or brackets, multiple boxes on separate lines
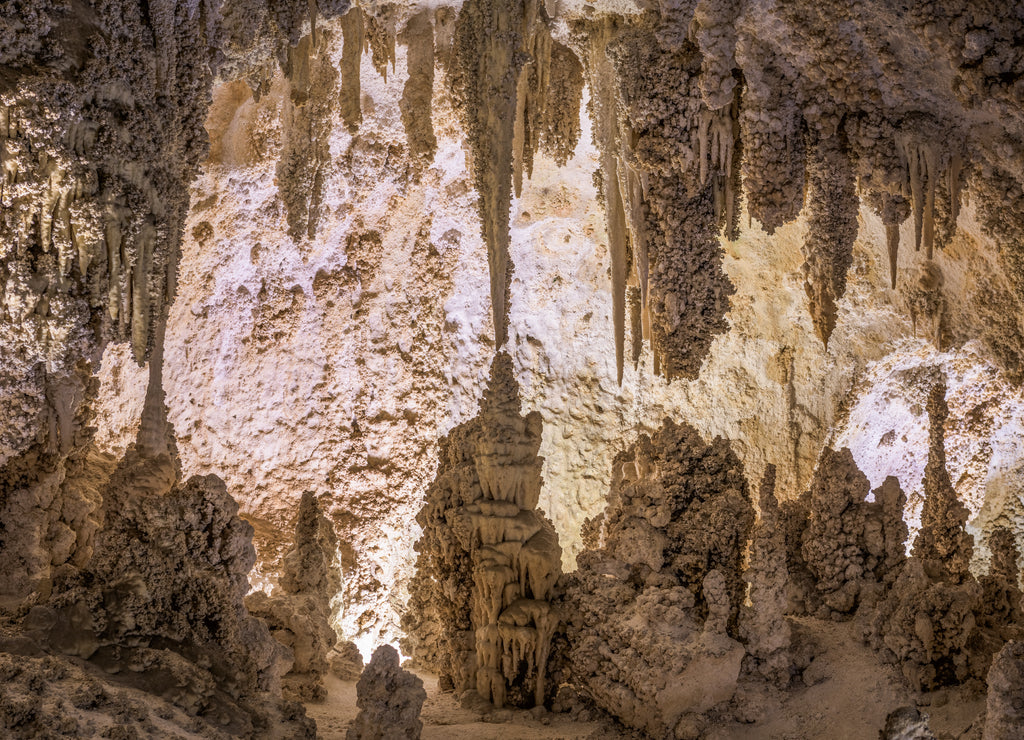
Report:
305,672,608,739
305,618,987,740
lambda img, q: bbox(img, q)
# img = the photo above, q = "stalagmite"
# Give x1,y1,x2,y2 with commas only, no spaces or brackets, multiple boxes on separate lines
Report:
984,641,1024,740
346,645,426,740
246,491,341,701
740,465,792,685
913,374,974,578
404,353,560,708
559,420,753,735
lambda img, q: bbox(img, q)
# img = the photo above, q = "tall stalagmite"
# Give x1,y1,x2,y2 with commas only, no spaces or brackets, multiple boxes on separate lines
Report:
246,491,341,701
404,353,560,708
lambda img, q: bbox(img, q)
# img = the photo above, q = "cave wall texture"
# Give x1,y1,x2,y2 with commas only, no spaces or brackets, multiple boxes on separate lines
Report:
89,0,1024,650
2,0,1024,736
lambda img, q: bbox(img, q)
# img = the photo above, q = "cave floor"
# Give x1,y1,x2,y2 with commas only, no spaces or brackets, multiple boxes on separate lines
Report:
306,617,988,739
305,672,613,739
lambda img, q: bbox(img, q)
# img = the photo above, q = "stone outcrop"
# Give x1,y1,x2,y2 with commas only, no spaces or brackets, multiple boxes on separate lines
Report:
246,491,341,701
984,640,1024,740
403,353,561,708
346,644,425,740
558,419,753,736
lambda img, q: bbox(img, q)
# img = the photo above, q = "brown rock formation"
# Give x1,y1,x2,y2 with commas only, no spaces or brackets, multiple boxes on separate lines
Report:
558,419,754,736
346,644,426,740
576,12,736,382
247,491,341,701
984,640,1024,740
740,465,792,685
913,375,975,579
403,353,560,708
801,135,859,348
867,373,988,690
798,448,907,617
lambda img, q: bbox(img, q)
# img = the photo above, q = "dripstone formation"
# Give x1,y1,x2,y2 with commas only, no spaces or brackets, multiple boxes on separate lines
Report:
403,352,561,708
558,419,754,737
246,491,341,702
346,644,426,740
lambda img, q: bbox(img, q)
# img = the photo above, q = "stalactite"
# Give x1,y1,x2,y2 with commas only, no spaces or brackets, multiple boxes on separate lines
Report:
689,0,741,112
277,31,340,241
866,190,911,289
581,19,629,384
400,11,437,169
451,0,530,350
897,134,966,261
580,13,735,382
538,42,584,167
735,38,806,234
340,7,364,133
801,134,858,348
363,6,398,82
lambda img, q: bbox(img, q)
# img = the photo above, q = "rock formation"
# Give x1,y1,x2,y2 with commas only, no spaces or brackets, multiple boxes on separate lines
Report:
4,1,1024,738
798,448,907,617
880,706,936,740
740,465,792,685
346,644,425,740
984,640,1024,740
868,374,987,690
10,340,313,735
403,352,561,708
575,12,737,382
246,491,341,701
558,419,754,736
329,641,365,681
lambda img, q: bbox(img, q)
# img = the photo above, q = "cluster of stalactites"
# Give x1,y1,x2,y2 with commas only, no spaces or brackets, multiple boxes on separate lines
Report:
449,0,584,352
577,13,738,384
